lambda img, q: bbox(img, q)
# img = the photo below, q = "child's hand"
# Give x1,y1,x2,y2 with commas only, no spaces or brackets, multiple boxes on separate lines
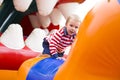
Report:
51,53,66,61
51,54,58,58
56,57,66,61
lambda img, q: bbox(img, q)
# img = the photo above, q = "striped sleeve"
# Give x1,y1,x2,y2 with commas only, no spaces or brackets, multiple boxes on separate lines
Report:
49,28,64,55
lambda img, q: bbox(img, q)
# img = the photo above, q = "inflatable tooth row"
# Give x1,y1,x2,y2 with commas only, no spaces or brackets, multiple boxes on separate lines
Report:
0,0,85,34
0,0,120,80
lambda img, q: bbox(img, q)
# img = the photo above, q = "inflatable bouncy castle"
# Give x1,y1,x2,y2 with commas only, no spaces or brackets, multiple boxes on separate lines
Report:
0,0,120,80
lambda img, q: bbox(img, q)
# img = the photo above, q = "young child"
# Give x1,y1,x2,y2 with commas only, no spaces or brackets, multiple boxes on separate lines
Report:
42,14,81,60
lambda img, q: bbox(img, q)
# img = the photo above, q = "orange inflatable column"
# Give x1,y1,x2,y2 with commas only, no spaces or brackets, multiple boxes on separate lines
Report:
54,0,120,80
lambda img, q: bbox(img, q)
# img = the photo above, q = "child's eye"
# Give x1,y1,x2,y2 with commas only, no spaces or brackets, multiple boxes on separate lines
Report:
75,26,78,29
70,24,73,27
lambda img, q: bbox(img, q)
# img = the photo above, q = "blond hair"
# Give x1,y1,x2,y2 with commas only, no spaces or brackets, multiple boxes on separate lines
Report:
66,14,81,25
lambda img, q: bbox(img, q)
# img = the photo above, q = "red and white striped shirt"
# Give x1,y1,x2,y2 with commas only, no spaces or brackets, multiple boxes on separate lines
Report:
45,27,76,55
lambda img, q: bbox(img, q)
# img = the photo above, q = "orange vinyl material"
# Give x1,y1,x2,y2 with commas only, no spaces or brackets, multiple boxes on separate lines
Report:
0,70,17,80
17,55,49,80
54,0,120,80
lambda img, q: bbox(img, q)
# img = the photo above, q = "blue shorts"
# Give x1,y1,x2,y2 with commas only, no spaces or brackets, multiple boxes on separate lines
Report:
42,38,50,55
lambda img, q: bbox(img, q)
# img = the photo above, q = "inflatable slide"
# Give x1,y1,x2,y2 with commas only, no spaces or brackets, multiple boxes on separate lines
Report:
0,0,120,80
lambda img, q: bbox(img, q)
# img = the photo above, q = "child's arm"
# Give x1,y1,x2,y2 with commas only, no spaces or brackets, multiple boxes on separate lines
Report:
49,29,64,58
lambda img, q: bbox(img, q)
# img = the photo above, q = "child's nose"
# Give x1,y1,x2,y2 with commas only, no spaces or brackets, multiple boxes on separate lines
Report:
72,27,76,31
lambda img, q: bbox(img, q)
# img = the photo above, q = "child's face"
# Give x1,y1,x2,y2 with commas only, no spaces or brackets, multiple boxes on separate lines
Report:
66,19,80,35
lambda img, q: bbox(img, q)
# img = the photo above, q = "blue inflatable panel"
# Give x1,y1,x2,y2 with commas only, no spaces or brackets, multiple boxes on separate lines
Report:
26,57,64,80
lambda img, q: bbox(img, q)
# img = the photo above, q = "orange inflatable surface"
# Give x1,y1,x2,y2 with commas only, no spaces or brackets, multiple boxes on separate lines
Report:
54,0,120,80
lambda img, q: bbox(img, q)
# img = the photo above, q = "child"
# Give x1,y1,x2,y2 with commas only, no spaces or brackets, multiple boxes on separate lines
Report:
42,14,81,60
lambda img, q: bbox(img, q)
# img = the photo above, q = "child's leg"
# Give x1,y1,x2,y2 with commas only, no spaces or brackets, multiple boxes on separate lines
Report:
58,52,64,57
37,38,50,57
42,38,50,55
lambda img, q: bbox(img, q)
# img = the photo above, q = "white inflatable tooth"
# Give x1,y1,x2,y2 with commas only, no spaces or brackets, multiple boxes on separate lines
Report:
57,2,80,19
0,0,4,6
0,24,25,49
79,0,102,21
13,0,32,12
36,0,58,16
43,28,49,35
36,13,51,28
25,28,47,52
49,8,66,26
